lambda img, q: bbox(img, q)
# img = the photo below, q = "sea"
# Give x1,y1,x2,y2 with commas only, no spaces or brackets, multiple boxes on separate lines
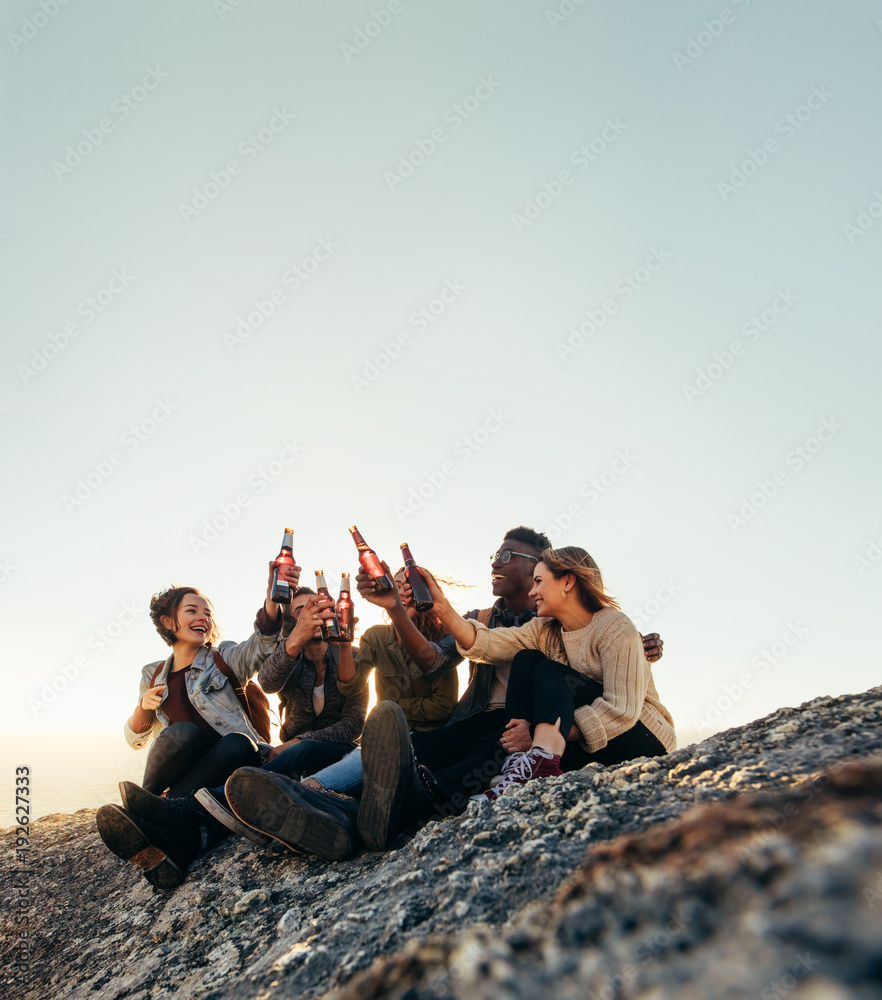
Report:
1,732,154,829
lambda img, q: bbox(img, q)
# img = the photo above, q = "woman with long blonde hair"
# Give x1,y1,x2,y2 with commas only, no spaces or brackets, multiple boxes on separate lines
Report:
421,546,675,800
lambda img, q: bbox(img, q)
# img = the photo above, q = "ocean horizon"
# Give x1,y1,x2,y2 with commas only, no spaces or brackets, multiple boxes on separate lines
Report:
1,732,151,829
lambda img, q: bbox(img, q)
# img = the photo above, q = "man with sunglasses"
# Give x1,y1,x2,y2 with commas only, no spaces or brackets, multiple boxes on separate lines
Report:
224,526,663,855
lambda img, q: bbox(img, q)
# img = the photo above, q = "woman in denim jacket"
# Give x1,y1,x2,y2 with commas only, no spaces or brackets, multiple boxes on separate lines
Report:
123,562,296,797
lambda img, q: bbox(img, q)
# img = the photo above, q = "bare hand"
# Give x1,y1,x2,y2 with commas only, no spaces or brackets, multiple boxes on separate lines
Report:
268,737,301,760
267,559,301,599
285,595,330,651
641,632,664,663
355,561,403,611
140,685,166,712
500,718,531,753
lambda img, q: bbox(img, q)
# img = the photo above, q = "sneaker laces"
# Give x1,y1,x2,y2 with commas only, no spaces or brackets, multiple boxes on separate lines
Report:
495,746,556,790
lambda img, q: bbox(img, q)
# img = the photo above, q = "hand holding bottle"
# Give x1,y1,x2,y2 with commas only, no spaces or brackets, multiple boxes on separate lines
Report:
355,560,403,610
266,559,301,598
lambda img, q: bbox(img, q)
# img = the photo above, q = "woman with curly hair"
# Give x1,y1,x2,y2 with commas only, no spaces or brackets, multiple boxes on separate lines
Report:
122,563,295,798
421,546,675,800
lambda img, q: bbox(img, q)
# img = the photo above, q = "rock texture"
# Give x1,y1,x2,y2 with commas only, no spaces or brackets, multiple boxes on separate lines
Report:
2,688,881,1000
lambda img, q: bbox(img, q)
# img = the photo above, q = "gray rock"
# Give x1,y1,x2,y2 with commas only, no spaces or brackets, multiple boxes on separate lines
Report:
2,686,881,1000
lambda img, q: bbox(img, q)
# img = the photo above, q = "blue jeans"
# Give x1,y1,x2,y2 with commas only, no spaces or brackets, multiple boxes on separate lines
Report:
308,747,365,796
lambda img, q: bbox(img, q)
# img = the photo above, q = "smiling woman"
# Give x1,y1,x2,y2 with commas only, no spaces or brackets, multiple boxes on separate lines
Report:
94,568,293,889
122,581,284,795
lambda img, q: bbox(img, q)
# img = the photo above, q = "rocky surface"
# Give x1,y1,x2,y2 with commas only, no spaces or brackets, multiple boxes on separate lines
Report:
2,687,881,1000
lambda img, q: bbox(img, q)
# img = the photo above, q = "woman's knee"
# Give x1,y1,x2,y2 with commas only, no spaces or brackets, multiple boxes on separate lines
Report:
216,732,259,759
155,721,204,749
511,649,548,669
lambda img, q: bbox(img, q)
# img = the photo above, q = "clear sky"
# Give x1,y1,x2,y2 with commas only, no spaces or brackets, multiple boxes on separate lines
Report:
2,1,880,747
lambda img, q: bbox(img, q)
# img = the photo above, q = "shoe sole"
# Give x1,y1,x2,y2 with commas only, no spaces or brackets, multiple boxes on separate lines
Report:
96,804,185,890
225,770,355,861
357,702,410,852
194,787,271,848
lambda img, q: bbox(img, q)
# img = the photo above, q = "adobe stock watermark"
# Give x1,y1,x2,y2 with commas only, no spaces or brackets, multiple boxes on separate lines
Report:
213,0,251,19
546,0,589,31
384,75,501,192
692,619,808,732
629,579,682,632
0,558,16,584
842,187,882,244
555,248,671,360
759,953,820,1000
350,278,466,393
18,269,135,386
340,0,414,62
682,287,798,402
853,529,882,576
8,0,73,53
672,0,756,72
223,237,340,352
511,118,628,233
28,600,145,716
51,66,169,180
178,107,296,221
716,85,833,202
864,870,882,909
543,450,637,541
393,408,511,522
61,398,178,513
727,418,842,532
189,440,307,553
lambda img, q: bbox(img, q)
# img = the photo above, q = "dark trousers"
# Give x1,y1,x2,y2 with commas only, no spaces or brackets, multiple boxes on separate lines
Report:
505,649,667,770
141,722,261,798
411,709,508,813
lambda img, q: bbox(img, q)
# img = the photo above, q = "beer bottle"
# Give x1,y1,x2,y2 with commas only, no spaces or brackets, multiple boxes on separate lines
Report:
399,543,434,613
314,571,341,641
335,572,355,642
349,525,393,592
270,529,295,604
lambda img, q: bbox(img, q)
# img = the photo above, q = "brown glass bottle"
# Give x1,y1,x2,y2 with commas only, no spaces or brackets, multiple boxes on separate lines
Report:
349,525,393,592
270,529,295,604
399,543,434,613
335,572,354,642
314,571,341,641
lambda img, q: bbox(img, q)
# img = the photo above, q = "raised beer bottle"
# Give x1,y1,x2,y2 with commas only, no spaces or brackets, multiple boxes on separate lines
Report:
270,529,295,604
335,572,355,642
399,542,434,613
349,525,393,592
314,571,341,641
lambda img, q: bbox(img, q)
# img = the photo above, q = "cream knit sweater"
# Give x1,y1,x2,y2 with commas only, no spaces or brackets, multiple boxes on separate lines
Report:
455,607,675,754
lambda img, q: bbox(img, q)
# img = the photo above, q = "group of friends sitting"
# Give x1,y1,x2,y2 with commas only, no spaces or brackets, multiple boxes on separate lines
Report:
95,526,675,891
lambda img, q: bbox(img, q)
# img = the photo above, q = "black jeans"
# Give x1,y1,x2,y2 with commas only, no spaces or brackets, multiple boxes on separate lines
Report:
505,649,666,770
411,709,508,814
141,722,262,797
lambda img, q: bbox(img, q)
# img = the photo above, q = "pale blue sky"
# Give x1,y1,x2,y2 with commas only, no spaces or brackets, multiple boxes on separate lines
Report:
2,1,880,744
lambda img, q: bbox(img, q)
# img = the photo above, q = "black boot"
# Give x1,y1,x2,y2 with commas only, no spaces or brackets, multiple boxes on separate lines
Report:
119,781,203,830
225,768,360,860
96,804,201,890
358,701,438,851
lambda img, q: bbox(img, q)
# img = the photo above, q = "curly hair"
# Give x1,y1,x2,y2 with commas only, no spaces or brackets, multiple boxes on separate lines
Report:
149,586,221,647
503,525,551,553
